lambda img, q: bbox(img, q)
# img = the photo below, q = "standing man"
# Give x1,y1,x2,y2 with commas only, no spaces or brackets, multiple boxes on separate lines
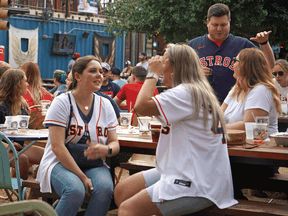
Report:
136,51,149,72
67,52,80,73
99,62,120,98
188,3,274,103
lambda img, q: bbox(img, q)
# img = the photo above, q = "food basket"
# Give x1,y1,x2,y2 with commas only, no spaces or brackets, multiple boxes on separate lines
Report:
270,132,288,147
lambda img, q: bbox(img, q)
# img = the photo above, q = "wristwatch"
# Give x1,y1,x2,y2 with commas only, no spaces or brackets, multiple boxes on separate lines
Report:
107,146,112,155
146,73,159,80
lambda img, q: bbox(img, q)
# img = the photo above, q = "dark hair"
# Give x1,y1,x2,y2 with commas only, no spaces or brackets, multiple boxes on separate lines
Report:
0,69,28,115
69,55,100,90
131,66,147,82
53,70,66,84
0,66,10,79
207,3,230,20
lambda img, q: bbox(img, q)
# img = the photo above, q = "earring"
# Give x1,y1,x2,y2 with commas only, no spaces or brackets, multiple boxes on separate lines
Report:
78,79,81,82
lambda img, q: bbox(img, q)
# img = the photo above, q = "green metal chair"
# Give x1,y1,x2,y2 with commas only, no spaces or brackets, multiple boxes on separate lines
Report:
0,200,57,216
0,131,27,201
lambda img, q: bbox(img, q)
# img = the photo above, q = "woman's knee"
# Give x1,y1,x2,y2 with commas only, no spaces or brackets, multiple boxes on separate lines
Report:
64,183,85,199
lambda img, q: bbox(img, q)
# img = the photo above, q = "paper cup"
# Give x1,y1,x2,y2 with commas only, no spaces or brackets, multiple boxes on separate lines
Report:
17,115,30,129
5,116,19,130
281,102,287,115
245,122,256,139
41,100,51,116
120,112,132,127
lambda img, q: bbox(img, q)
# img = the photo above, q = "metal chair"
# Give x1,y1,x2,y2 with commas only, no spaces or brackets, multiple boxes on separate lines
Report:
0,131,27,201
0,200,57,216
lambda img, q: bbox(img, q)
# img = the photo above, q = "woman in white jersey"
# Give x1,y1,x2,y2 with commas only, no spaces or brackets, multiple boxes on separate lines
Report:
221,48,281,199
272,59,288,131
114,44,238,216
36,56,120,216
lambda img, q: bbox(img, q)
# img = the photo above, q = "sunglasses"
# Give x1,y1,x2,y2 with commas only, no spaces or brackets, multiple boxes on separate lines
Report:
272,71,284,77
233,57,240,64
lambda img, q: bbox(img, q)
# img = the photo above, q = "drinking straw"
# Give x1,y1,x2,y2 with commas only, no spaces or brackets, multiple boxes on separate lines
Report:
251,112,256,122
133,108,143,126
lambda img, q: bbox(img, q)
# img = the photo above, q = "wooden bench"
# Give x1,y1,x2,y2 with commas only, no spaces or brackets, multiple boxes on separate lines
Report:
119,154,155,175
189,199,288,216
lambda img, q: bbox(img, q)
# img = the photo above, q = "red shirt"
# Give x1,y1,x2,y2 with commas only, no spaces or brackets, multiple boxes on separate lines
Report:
23,86,53,112
116,81,159,121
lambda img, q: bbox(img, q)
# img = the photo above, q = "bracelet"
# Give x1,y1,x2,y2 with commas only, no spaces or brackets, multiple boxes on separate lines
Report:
259,40,268,45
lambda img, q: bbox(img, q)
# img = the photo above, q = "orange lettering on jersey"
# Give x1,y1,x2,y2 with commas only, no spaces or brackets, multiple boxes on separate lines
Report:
104,127,108,137
97,126,103,137
77,126,83,136
69,125,76,135
198,46,205,49
161,126,170,135
206,56,214,66
215,56,222,66
223,57,230,67
200,57,207,67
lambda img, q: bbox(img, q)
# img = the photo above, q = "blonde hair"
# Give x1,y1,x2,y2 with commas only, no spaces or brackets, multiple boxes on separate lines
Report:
231,48,281,116
275,59,288,73
21,62,43,105
165,43,227,137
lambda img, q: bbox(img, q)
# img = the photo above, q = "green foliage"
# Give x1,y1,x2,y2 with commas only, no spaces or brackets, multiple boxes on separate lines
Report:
104,0,288,48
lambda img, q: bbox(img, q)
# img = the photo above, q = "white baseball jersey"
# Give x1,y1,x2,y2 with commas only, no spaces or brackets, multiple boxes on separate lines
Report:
36,92,118,193
151,84,238,209
273,78,288,103
224,84,278,135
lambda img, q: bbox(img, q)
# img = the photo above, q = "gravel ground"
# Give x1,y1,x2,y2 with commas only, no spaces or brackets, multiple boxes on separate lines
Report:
1,167,288,215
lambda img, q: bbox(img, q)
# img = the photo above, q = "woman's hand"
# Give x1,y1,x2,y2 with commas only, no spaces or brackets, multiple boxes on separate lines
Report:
81,176,94,197
148,55,164,77
84,140,107,160
12,142,23,151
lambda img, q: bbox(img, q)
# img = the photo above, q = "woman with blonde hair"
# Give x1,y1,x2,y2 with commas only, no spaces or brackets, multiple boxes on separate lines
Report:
272,59,288,131
21,62,53,112
114,44,237,216
221,48,281,199
222,48,281,134
0,69,44,180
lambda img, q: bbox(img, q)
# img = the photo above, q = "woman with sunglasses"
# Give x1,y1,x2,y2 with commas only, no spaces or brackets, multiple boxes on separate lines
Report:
272,59,288,131
221,48,281,199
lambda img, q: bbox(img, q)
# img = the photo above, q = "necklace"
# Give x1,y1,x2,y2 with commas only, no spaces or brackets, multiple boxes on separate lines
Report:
84,106,89,111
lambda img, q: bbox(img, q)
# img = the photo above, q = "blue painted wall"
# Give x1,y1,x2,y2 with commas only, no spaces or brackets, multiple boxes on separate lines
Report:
0,15,124,79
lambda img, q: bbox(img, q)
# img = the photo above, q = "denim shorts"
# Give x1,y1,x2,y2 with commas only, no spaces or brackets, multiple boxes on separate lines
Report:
142,168,214,216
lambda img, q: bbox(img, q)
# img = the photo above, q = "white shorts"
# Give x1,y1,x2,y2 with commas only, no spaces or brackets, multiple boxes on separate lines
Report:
142,168,214,216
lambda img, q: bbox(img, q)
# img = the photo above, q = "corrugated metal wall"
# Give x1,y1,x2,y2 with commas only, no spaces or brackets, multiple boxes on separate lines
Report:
0,15,124,79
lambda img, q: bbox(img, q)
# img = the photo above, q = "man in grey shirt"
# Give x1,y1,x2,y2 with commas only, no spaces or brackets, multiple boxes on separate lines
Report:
136,51,149,72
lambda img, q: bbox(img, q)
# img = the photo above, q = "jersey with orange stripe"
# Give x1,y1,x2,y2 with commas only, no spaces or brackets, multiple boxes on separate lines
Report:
36,92,118,193
151,84,237,209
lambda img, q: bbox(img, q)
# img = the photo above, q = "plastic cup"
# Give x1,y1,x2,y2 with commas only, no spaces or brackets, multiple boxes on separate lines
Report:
138,117,151,132
151,128,161,143
245,122,256,139
281,102,287,115
5,116,19,130
252,123,268,140
41,100,51,116
17,115,30,130
120,112,133,128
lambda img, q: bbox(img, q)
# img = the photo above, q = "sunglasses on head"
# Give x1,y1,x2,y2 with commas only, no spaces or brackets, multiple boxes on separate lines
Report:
233,57,240,64
272,71,284,77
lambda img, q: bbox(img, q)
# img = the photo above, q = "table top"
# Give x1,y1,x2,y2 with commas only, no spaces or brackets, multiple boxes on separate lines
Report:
3,129,48,141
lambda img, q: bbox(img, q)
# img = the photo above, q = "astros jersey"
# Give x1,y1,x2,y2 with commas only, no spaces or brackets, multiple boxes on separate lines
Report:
36,92,118,193
188,34,256,103
99,80,121,98
151,84,238,209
